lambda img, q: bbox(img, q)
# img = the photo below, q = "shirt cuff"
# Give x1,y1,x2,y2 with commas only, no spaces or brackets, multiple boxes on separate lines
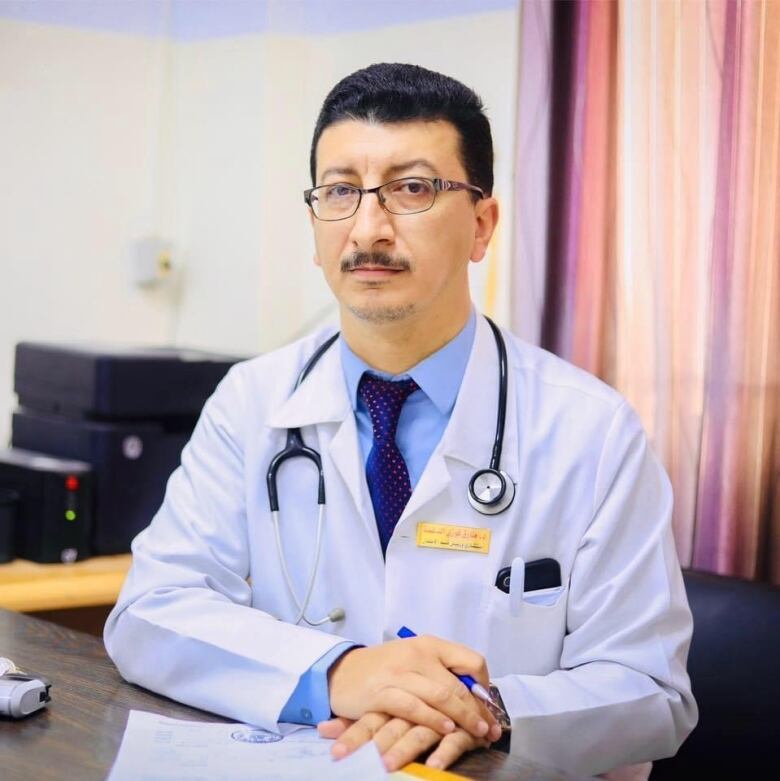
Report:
279,641,356,725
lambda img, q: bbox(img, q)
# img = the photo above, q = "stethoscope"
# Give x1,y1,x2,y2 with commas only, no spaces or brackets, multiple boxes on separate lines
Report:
266,316,515,626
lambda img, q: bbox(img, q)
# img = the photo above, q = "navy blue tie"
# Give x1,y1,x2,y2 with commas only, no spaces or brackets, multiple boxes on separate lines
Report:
358,373,419,554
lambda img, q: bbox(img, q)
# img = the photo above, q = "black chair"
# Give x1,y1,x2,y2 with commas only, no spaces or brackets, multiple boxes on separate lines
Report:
651,569,780,777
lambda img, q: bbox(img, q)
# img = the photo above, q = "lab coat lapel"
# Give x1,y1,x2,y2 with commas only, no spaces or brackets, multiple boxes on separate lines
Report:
266,332,348,429
441,315,519,477
265,339,376,542
328,413,376,542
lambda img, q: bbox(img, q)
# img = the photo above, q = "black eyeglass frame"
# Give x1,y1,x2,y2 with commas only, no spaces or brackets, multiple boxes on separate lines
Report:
303,176,486,221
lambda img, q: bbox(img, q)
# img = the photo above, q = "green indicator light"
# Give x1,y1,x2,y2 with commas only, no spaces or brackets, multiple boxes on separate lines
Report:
65,510,77,522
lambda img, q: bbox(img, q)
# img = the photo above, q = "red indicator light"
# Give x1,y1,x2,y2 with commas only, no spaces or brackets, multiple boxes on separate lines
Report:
65,475,80,491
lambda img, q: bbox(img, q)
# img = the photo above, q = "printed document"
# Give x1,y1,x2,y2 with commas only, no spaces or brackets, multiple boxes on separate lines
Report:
106,709,387,780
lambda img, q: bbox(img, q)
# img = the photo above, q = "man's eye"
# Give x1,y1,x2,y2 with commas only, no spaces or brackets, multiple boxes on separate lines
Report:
396,180,428,195
325,185,355,199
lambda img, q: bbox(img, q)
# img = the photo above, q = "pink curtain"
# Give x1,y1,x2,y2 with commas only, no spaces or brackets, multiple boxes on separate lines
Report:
512,0,780,582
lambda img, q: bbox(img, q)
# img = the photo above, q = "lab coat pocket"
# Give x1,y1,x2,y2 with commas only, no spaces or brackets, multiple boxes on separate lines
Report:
522,585,565,607
480,582,568,678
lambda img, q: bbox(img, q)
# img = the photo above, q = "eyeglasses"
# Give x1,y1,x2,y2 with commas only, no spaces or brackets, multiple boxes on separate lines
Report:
303,176,486,221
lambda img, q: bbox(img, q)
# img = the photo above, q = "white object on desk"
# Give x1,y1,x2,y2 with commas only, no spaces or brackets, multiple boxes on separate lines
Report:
106,710,387,780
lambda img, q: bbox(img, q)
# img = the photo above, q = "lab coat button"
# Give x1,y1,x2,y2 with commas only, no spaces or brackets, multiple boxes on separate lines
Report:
301,708,312,721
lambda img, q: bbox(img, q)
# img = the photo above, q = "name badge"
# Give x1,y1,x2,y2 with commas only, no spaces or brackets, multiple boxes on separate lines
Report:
416,522,491,554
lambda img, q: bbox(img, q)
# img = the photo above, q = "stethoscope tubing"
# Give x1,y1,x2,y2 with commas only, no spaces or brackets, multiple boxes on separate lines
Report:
486,317,507,472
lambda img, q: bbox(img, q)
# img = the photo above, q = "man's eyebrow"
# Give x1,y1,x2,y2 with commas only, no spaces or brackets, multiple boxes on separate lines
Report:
319,166,358,181
319,159,441,183
384,159,440,178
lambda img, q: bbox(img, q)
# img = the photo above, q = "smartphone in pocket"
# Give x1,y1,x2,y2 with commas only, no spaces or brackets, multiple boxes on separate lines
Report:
495,557,562,594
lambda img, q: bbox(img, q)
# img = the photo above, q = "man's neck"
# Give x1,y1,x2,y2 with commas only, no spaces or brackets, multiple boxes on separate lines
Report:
340,302,472,375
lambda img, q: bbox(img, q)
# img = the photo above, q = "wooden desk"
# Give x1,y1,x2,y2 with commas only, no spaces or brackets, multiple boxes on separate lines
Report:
0,610,595,781
0,554,131,612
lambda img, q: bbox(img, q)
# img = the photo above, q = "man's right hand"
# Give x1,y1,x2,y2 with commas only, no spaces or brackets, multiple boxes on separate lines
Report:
327,634,498,739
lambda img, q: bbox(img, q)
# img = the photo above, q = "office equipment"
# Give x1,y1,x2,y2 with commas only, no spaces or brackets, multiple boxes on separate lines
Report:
13,342,237,419
11,342,240,555
267,317,514,628
0,449,92,563
12,410,189,555
0,671,51,718
0,488,17,563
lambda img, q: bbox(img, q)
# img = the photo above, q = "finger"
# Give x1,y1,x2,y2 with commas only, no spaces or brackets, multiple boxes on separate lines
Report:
371,685,457,736
417,635,491,689
426,729,489,770
381,725,440,772
414,664,501,733
371,717,413,756
317,717,353,739
384,673,493,739
332,712,390,759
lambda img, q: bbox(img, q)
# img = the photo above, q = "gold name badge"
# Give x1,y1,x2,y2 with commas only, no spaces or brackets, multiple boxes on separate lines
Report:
416,522,491,554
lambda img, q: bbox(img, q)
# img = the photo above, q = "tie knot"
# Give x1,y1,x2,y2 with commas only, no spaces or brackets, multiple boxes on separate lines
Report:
358,374,419,441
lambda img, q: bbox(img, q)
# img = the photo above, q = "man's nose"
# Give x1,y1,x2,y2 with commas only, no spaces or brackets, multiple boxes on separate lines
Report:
347,190,394,249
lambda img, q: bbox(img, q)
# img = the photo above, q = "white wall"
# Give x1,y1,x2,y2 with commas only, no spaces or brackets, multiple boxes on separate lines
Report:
0,19,175,445
0,3,520,444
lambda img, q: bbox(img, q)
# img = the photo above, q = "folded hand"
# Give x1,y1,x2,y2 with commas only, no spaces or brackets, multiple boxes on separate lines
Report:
318,711,495,771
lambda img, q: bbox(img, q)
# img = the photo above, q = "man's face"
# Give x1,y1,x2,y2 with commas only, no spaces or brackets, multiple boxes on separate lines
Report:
310,119,496,326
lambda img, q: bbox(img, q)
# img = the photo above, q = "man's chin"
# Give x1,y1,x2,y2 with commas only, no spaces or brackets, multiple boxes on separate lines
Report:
346,302,416,325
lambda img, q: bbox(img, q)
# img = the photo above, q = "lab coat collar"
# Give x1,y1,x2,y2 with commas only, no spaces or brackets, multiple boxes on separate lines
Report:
266,330,351,429
266,314,520,484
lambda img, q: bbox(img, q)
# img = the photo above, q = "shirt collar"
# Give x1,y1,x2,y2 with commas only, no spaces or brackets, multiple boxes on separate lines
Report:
340,308,477,416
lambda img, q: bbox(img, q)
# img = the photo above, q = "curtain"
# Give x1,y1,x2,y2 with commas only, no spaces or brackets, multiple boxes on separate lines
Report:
512,0,780,583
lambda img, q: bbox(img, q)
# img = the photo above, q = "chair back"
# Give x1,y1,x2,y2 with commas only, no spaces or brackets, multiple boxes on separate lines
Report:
651,569,780,777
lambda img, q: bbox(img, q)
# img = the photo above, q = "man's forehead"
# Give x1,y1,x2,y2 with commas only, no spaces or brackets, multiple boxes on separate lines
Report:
315,119,464,181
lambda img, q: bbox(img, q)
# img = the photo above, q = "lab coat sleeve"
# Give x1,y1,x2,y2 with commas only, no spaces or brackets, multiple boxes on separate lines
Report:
495,402,698,776
103,364,350,729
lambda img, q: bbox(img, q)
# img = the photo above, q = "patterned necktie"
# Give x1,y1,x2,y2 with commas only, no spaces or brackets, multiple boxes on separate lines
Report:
358,373,419,554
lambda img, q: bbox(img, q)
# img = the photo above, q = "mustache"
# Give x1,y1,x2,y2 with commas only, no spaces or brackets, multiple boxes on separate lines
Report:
340,252,412,273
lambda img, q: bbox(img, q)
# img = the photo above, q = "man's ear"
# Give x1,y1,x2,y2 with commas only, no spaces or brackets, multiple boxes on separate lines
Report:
469,196,499,263
308,208,322,267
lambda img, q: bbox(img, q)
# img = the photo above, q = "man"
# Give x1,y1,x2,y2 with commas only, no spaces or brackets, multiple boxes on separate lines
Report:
105,63,697,778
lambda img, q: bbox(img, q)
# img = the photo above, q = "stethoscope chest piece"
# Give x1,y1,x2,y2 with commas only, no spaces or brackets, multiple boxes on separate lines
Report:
468,468,516,515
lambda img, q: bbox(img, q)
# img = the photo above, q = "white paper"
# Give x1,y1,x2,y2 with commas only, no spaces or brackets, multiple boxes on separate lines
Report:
106,710,387,781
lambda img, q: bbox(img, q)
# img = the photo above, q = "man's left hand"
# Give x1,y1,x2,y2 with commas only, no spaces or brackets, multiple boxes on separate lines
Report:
317,712,495,771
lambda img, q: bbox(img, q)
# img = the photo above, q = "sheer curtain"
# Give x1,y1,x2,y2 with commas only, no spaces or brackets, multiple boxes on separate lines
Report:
512,0,780,582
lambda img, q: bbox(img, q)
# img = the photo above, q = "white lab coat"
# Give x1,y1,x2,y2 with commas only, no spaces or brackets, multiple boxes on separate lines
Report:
104,316,697,778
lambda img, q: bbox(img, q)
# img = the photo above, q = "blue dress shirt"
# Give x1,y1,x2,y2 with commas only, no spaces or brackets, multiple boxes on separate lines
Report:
341,309,477,489
279,309,477,724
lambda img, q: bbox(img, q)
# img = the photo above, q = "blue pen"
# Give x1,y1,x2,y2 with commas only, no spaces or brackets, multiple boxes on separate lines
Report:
396,626,504,713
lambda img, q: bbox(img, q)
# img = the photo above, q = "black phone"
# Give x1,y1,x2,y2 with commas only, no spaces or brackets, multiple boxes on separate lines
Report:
495,557,561,594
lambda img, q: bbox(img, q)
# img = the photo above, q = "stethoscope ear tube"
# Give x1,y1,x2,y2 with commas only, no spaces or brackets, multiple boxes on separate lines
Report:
266,332,339,511
266,431,325,512
485,317,508,473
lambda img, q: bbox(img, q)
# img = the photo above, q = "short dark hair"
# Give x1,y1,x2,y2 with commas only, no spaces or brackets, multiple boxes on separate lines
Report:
310,63,493,196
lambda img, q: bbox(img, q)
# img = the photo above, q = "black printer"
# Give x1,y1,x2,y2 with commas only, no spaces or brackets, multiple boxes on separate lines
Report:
10,343,242,557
